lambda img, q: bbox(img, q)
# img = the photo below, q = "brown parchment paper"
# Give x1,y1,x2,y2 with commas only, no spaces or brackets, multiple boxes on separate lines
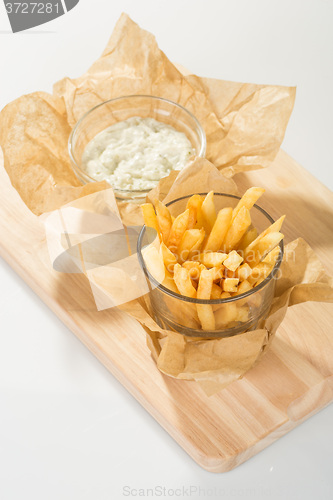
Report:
0,13,295,215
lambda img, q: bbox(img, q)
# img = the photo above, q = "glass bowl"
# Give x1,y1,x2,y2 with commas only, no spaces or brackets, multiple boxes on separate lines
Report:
68,95,206,201
137,193,284,339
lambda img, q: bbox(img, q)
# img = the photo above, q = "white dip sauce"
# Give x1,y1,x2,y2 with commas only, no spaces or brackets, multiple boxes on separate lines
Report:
81,117,194,191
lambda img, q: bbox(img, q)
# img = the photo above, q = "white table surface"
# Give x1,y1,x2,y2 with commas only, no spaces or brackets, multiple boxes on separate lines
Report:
0,1,332,499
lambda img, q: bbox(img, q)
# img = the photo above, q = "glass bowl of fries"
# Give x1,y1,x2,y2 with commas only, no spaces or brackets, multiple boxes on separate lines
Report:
137,189,284,339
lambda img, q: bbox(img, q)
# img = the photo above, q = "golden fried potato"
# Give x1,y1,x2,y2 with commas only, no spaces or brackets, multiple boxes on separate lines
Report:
245,232,284,267
173,263,197,298
142,244,165,283
232,187,265,221
222,277,239,293
204,207,232,252
201,191,216,231
167,209,190,252
199,251,227,268
141,203,159,235
155,200,172,243
224,207,251,252
196,269,215,330
160,242,178,272
186,194,203,229
179,228,205,263
223,250,243,272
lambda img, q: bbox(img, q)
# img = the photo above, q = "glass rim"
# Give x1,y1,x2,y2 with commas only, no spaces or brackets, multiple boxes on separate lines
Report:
68,94,207,192
137,192,284,304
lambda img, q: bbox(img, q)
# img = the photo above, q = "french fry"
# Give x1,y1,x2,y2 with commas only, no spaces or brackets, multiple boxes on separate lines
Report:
248,262,274,285
232,187,265,221
199,251,227,268
178,228,205,263
182,260,201,272
244,215,285,256
223,207,251,252
203,207,233,252
201,191,216,231
238,227,258,250
186,228,205,260
173,263,197,298
182,261,205,280
155,200,172,243
226,268,236,278
167,208,190,252
141,203,159,236
186,194,203,229
235,263,252,281
160,242,178,272
236,279,252,295
212,291,231,311
142,244,165,283
162,269,179,293
248,291,263,308
162,294,200,329
263,246,281,266
211,266,225,281
222,277,239,293
223,250,243,272
245,232,284,267
196,269,215,330
255,268,274,286
214,301,238,328
191,278,198,290
235,306,249,323
211,283,222,299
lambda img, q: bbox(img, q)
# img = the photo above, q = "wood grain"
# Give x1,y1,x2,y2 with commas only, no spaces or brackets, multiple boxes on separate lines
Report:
0,149,332,472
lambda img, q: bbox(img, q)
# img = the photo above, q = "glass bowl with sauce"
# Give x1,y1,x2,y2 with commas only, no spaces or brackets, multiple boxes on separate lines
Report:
137,193,284,339
68,95,206,201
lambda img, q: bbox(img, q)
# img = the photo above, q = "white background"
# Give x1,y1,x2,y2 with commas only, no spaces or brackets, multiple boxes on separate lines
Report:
0,1,332,499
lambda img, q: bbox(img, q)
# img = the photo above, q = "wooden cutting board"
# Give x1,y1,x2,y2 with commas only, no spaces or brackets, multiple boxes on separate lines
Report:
0,149,332,473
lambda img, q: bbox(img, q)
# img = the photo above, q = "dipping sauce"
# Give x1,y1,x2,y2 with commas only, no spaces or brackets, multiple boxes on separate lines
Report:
81,117,194,191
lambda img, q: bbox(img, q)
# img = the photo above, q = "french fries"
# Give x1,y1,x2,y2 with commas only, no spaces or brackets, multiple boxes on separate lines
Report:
182,261,205,280
167,209,190,252
223,250,243,272
223,207,251,252
238,228,258,250
235,263,252,281
245,232,284,267
160,242,177,272
173,263,197,298
155,200,172,243
222,278,239,293
262,245,281,266
199,252,227,268
141,188,285,332
141,203,159,235
204,207,232,252
244,215,285,257
232,187,265,220
186,194,203,229
178,228,205,263
196,269,215,330
142,245,165,283
201,191,216,231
